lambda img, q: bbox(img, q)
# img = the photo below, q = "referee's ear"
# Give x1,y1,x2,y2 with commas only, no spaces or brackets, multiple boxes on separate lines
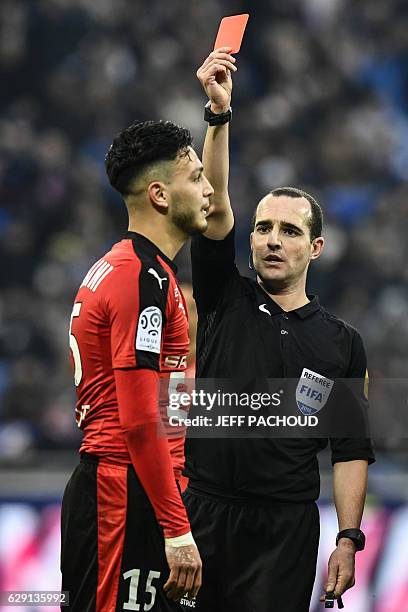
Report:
310,236,324,260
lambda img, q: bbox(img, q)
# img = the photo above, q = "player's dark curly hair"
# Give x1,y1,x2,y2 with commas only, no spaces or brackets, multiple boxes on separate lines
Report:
252,187,323,241
105,120,193,196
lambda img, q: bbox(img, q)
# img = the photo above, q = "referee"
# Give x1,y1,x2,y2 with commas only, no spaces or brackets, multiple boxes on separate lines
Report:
181,50,375,611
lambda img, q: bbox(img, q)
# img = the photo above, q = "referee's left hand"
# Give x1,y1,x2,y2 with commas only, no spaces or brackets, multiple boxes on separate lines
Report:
320,539,356,602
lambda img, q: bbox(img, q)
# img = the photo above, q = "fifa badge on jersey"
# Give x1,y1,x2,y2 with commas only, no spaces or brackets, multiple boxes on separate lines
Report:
296,368,334,415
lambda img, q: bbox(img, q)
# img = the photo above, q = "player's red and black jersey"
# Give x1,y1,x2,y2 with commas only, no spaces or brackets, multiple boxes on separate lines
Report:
69,231,189,476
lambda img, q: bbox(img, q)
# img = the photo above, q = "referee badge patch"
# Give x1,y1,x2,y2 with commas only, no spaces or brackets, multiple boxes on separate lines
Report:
296,368,334,415
136,306,162,354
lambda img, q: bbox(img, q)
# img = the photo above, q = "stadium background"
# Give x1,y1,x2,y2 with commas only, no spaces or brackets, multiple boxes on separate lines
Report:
0,0,407,610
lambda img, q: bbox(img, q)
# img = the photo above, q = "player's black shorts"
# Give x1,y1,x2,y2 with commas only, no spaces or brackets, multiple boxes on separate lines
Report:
61,453,182,612
181,486,320,612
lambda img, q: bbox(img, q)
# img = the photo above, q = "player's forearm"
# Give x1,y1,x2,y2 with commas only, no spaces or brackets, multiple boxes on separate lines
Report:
115,368,191,538
125,422,191,538
333,459,368,530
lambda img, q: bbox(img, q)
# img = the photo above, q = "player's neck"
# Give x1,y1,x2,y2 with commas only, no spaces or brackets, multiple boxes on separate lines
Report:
258,279,309,312
127,220,186,261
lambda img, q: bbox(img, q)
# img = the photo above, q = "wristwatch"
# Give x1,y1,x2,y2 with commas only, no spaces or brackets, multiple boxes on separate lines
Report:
336,528,365,551
204,101,232,126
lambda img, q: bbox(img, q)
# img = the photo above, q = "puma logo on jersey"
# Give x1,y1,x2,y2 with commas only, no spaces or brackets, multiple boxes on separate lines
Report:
148,267,167,289
259,303,271,316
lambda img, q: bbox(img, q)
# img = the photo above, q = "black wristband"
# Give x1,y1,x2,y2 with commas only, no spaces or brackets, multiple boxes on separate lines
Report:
204,101,232,126
336,528,365,551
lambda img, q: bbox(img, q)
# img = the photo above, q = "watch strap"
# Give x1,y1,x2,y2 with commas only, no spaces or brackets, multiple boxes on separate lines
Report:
204,101,232,126
336,528,365,551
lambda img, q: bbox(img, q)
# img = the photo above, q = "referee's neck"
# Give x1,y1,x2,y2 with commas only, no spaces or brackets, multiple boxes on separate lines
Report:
258,280,310,312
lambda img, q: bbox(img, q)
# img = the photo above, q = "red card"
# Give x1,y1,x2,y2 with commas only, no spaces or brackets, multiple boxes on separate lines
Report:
214,14,249,54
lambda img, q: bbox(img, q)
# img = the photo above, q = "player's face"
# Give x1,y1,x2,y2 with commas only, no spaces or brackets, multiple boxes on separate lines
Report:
250,195,324,291
169,148,214,236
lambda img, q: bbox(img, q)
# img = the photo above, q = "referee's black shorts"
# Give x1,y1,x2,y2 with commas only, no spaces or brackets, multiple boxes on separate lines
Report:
181,486,320,612
60,453,181,612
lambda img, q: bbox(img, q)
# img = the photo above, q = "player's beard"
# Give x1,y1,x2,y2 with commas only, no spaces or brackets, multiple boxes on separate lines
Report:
171,198,207,236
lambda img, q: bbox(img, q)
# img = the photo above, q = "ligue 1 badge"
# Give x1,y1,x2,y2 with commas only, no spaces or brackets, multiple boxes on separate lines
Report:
296,368,334,415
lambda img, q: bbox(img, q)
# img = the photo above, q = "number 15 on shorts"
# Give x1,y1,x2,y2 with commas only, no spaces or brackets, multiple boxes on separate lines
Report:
123,569,161,611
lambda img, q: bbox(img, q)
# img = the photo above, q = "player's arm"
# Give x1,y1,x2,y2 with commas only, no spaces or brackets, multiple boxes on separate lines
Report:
109,267,201,601
115,369,201,601
196,48,236,240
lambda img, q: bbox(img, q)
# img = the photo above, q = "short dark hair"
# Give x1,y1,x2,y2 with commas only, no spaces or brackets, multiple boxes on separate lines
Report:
105,120,193,196
252,186,323,240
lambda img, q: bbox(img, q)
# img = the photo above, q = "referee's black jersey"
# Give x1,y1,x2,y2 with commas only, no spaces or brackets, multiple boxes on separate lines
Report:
184,226,375,502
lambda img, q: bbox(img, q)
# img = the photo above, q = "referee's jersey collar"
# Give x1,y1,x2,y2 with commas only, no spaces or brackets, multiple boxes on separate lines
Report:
293,296,320,318
125,231,178,274
259,287,320,319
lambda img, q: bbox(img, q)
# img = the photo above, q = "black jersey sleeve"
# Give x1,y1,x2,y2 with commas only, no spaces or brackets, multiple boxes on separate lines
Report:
108,259,168,371
191,226,238,314
330,330,375,465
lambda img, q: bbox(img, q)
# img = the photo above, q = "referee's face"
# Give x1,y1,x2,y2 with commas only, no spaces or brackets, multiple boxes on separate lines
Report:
168,147,214,236
250,195,324,291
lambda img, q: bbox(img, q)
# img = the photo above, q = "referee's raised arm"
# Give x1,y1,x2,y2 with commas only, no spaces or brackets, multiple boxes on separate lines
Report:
196,48,236,240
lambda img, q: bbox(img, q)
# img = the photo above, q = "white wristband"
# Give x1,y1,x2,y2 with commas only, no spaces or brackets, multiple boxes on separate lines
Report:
165,531,196,548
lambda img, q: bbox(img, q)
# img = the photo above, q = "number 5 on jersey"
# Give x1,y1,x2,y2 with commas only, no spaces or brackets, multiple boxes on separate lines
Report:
69,302,82,386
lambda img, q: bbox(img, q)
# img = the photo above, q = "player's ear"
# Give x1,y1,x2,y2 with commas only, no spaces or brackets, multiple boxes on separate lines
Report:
310,236,324,260
250,232,254,249
147,181,169,212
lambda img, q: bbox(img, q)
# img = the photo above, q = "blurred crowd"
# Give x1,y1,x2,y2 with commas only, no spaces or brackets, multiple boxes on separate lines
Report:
0,0,407,460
